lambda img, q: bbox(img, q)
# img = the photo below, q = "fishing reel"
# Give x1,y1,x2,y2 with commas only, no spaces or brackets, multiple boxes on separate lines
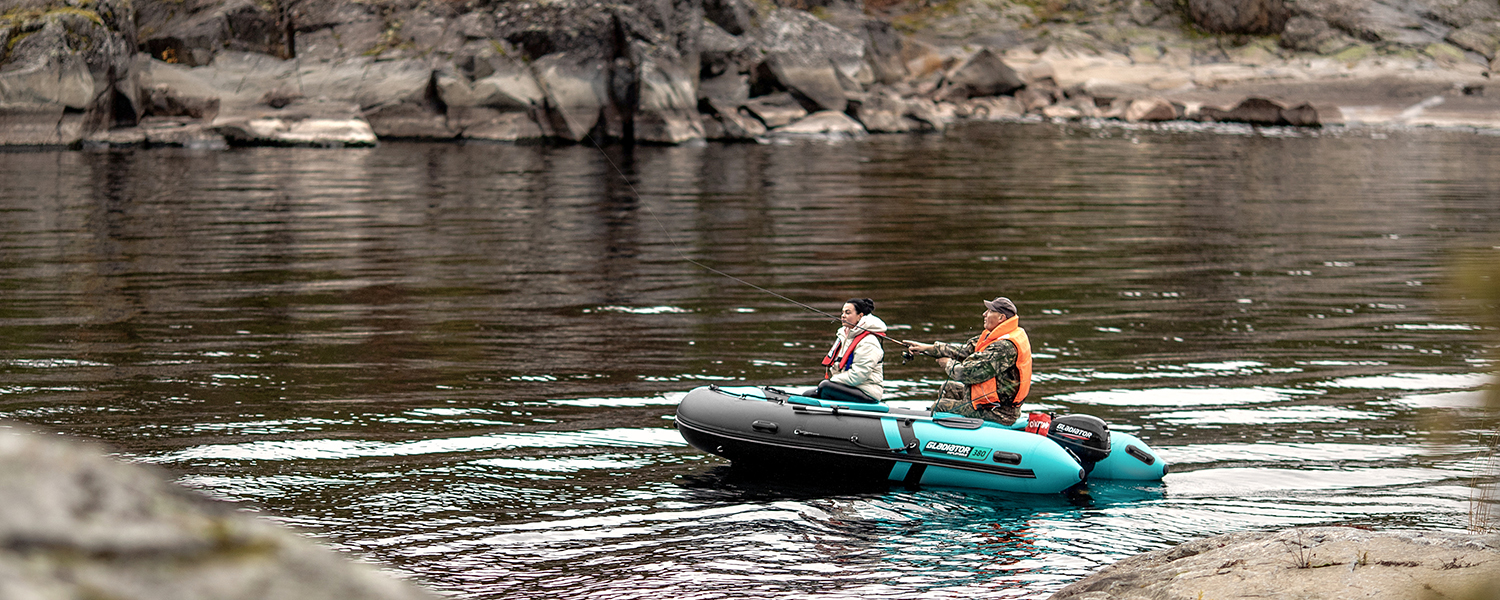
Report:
901,349,917,365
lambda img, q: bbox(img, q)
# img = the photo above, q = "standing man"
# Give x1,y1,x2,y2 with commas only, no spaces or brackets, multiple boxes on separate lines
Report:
903,296,1032,425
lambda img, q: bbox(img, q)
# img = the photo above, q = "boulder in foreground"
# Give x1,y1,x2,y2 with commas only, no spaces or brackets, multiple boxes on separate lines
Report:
1051,526,1500,600
0,424,437,600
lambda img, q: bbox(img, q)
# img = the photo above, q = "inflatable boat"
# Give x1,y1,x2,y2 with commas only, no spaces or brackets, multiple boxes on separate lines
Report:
674,385,1167,494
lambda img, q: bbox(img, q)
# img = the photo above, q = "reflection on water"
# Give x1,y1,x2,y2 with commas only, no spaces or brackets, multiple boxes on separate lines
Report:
2,123,1498,599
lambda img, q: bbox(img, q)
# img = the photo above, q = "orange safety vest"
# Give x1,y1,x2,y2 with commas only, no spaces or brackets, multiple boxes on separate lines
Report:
968,316,1032,409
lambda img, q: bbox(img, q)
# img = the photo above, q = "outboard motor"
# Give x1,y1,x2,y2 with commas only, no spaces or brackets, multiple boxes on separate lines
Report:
1046,415,1111,472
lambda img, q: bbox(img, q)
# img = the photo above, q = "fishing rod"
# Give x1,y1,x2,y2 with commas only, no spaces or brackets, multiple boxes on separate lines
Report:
582,135,915,353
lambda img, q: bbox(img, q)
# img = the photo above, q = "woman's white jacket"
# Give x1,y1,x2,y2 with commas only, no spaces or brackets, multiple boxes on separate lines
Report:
826,314,886,400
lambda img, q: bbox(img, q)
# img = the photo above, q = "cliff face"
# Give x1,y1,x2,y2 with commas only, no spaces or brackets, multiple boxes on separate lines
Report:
1,0,1498,147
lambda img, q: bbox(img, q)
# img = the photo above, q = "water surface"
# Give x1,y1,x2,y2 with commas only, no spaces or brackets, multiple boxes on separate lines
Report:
2,122,1498,598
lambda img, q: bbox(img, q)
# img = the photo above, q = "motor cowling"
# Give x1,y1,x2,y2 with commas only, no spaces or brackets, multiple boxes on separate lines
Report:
1047,414,1111,469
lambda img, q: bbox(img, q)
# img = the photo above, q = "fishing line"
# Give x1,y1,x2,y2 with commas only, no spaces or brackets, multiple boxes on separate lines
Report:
584,135,959,406
582,133,902,343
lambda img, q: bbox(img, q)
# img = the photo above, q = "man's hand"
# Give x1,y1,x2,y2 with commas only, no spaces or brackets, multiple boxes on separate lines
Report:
936,357,952,368
903,340,932,354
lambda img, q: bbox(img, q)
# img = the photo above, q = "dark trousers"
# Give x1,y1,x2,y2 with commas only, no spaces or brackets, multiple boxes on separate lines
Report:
805,380,877,403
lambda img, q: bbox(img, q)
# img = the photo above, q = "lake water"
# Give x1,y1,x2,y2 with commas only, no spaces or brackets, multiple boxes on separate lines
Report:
2,122,1498,599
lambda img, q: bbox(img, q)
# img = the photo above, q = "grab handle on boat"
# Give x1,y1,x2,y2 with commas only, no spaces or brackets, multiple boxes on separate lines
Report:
791,404,985,429
793,429,916,453
932,416,984,430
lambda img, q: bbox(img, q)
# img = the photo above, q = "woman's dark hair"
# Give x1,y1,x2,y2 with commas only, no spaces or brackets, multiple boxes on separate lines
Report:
846,298,875,316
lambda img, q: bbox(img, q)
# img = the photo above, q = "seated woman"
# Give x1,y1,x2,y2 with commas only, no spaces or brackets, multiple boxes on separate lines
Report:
806,298,886,403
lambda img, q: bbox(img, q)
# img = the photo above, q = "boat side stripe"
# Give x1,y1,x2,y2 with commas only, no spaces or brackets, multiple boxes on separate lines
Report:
881,418,906,452
676,416,1037,479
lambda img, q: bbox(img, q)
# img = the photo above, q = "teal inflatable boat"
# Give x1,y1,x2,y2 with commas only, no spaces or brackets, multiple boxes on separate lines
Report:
675,385,1167,494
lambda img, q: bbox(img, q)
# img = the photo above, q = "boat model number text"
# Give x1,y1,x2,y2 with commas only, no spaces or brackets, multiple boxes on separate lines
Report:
923,440,991,460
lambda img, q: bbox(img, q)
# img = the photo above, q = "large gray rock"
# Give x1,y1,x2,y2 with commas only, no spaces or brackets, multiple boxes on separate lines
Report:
134,52,441,143
0,104,86,145
1188,0,1290,34
216,116,380,146
143,50,449,139
362,102,451,140
960,95,1024,121
142,83,221,120
704,0,760,36
1050,527,1500,600
850,87,916,132
700,19,755,80
394,8,466,59
906,97,947,132
138,52,433,112
754,9,867,112
700,71,751,107
495,1,620,61
1280,14,1351,53
487,0,704,143
937,48,1025,100
1200,96,1286,124
139,0,286,67
0,0,139,144
850,85,945,132
1124,97,1181,121
0,31,95,109
1447,19,1500,60
699,99,767,139
1282,101,1343,126
862,19,911,85
633,42,706,143
699,73,764,139
443,48,547,111
0,424,436,600
86,116,229,148
286,0,383,62
773,109,867,137
1294,0,1444,46
434,58,549,142
764,54,851,113
532,51,612,141
743,91,808,128
1196,96,1340,127
213,98,379,146
1427,0,1500,28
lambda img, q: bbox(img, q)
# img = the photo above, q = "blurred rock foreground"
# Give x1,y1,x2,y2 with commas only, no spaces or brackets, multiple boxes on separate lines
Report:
1050,527,1500,600
0,424,437,600
2,0,1499,147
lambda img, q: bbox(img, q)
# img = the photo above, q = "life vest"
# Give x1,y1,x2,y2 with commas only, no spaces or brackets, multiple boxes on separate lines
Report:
968,316,1032,409
822,329,873,375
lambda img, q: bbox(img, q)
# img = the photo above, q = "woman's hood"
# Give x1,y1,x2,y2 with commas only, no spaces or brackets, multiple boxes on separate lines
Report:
846,314,887,335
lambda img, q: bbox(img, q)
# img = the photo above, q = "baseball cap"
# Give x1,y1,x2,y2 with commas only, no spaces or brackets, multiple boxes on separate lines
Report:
982,296,1016,317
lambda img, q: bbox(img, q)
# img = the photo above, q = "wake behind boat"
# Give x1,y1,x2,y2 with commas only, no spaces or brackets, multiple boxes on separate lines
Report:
675,384,1166,495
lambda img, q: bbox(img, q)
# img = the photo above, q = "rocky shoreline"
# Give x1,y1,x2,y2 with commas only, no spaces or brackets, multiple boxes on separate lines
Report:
3,0,1500,149
1050,526,1500,600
